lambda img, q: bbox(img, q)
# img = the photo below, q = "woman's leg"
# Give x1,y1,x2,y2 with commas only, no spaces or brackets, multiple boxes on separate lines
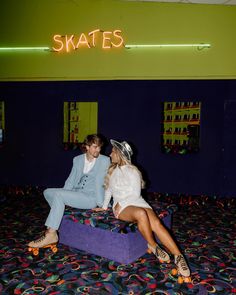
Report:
144,208,191,279
118,205,156,246
118,205,170,262
144,208,181,255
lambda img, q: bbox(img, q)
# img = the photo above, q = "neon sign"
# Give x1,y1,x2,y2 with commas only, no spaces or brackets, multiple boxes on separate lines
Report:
52,29,124,52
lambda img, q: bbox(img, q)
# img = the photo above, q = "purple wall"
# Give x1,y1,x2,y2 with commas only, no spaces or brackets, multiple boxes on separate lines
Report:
0,80,235,196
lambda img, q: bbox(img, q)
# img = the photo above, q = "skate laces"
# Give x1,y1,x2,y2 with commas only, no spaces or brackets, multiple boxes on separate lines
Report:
176,255,188,271
155,245,168,259
33,234,46,244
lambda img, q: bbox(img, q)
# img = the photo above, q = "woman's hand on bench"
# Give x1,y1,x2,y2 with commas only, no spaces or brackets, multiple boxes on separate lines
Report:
93,207,107,212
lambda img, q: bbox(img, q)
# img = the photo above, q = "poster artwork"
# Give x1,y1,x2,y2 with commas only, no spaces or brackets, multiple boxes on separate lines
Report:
63,102,98,150
161,102,201,154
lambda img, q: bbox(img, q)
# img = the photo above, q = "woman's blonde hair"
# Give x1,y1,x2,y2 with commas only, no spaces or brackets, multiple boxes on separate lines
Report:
104,147,145,189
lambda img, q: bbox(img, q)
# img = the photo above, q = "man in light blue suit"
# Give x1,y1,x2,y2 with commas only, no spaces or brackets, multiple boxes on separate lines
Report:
28,134,110,251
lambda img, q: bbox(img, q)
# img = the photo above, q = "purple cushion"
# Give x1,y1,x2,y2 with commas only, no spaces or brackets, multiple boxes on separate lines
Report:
59,202,176,264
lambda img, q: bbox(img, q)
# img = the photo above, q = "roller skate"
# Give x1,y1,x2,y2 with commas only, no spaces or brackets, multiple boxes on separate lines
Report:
28,231,58,256
147,243,170,263
171,254,191,284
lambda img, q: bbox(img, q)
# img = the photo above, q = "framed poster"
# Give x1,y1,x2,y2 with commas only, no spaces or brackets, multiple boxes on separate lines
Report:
0,101,5,146
161,102,201,154
63,102,98,150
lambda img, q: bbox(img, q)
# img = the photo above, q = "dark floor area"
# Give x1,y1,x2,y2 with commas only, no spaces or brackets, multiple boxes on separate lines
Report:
0,189,235,294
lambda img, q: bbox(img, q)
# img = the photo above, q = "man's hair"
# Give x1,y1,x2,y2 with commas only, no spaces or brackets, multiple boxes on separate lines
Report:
81,134,104,152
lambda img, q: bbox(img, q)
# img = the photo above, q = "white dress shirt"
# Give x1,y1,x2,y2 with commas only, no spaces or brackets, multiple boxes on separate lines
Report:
83,157,96,174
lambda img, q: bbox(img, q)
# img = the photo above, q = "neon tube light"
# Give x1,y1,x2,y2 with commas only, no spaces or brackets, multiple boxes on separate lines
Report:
52,30,124,52
0,47,50,51
125,43,211,49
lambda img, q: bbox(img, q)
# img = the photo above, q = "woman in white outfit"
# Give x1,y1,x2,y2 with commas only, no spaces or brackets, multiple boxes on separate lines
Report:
94,139,191,283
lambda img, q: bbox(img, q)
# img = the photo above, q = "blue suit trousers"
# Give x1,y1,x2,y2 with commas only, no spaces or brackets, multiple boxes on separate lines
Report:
44,188,97,230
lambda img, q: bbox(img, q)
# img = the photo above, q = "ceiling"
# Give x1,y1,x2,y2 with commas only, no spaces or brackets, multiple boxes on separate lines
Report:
124,0,236,5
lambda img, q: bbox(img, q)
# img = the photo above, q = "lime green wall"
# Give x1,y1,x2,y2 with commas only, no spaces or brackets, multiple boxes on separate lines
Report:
1,0,236,80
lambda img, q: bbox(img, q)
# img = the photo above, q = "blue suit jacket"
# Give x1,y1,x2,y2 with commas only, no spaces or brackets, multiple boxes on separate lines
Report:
63,154,110,206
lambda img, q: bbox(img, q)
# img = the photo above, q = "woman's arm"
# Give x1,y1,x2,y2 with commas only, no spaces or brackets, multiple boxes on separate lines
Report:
93,186,112,211
93,207,106,212
102,187,112,209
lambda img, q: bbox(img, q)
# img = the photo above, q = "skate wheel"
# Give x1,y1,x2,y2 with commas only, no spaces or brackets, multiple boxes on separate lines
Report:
33,249,39,256
171,268,178,276
178,276,184,284
52,246,58,253
184,277,191,283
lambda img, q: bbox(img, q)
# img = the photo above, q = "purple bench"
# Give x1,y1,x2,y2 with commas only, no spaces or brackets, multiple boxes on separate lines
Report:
59,202,176,264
